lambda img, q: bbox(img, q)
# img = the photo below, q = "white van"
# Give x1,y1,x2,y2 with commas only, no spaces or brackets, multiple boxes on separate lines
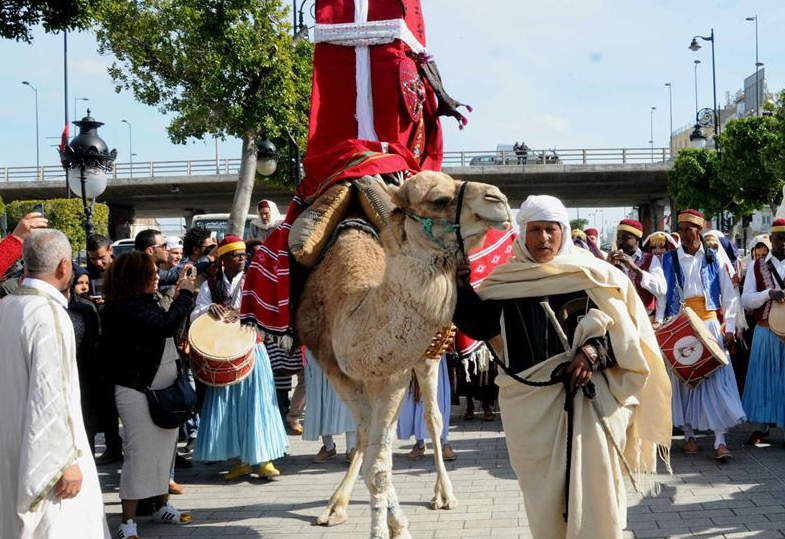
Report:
191,213,257,240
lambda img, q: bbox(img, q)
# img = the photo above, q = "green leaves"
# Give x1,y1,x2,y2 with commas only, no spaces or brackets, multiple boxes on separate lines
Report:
5,198,109,253
94,0,312,187
0,0,101,43
669,98,785,224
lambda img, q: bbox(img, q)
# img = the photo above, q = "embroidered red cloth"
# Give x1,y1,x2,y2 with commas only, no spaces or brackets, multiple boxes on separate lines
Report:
240,140,422,333
454,227,517,357
240,0,450,334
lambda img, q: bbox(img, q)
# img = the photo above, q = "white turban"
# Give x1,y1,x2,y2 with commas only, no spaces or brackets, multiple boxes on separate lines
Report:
515,195,572,261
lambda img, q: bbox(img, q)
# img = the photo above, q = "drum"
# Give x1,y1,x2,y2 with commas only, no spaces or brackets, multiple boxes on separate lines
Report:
768,302,785,338
655,306,728,387
188,313,256,386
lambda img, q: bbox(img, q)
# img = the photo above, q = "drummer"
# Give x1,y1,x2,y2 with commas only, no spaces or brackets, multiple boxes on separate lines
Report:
190,235,289,480
654,209,745,460
607,219,666,317
741,219,785,446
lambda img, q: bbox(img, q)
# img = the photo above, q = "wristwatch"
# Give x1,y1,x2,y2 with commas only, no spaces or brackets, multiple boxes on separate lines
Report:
580,344,599,366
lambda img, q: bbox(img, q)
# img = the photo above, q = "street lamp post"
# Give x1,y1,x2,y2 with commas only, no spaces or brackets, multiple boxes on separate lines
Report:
61,110,117,239
664,83,673,156
21,81,40,176
649,106,657,163
689,28,720,147
745,15,761,116
121,119,133,177
74,97,88,122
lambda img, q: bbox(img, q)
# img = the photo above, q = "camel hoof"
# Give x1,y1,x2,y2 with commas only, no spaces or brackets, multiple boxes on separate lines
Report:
429,494,458,510
391,528,412,539
316,506,348,527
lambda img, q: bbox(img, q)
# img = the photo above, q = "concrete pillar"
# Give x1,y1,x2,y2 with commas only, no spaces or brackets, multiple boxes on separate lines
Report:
639,199,667,236
107,204,135,241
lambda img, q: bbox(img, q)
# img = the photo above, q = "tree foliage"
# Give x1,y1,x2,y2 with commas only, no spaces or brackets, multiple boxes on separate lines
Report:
669,106,785,226
0,0,100,42
668,148,721,217
765,90,785,193
94,0,313,235
5,198,108,252
570,218,588,231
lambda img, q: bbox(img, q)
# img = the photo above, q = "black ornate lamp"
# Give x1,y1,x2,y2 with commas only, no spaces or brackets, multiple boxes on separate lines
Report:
256,137,279,177
60,110,117,237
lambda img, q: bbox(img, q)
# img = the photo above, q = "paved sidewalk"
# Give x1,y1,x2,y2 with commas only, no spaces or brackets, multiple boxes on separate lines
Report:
98,408,785,539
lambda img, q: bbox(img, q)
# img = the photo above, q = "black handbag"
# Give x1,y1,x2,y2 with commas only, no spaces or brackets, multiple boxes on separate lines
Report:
145,360,197,429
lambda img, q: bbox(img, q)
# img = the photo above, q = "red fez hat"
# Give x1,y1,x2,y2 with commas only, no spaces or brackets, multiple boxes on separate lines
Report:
584,228,599,237
617,219,643,238
771,219,785,233
257,199,270,210
217,235,246,257
678,209,704,227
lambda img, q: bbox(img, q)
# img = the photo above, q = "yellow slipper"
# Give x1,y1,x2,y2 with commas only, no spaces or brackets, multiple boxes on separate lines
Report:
258,461,281,478
223,462,252,481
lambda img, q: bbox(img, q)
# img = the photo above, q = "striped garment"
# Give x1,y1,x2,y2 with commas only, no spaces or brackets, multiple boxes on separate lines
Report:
265,338,303,391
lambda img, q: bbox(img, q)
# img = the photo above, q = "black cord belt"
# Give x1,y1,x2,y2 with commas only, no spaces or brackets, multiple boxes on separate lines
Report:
485,342,595,523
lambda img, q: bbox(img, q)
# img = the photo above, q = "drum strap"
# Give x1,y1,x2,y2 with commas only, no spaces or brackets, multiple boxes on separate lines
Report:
766,260,785,290
669,249,686,305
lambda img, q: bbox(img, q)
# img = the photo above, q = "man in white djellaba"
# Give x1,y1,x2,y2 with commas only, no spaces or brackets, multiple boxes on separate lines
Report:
0,229,110,539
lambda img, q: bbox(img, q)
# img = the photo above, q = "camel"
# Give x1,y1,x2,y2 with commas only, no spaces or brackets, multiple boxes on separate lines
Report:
296,170,510,539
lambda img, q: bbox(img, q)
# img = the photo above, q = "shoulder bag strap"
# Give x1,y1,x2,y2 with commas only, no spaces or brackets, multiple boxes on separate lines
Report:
766,259,785,290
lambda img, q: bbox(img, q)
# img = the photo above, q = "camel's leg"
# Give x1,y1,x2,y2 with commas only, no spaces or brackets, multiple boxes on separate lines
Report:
364,374,409,539
413,358,458,510
316,364,370,527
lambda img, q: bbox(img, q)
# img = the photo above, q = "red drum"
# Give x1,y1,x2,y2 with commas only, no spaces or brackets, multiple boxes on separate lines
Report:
655,306,728,387
188,313,256,386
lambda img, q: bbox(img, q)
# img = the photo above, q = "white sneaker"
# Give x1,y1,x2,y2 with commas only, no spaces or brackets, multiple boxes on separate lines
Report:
117,519,139,539
151,502,193,525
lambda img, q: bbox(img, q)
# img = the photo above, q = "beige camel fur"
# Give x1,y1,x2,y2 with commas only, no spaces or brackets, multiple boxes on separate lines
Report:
296,171,510,539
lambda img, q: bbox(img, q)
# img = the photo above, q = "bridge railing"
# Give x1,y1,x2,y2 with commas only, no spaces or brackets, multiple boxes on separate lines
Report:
1,148,672,183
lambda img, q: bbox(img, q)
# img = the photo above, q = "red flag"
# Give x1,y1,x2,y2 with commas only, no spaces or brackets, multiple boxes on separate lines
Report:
454,226,517,356
58,123,70,164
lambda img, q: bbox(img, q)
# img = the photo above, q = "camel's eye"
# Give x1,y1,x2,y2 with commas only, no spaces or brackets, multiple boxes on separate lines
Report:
431,195,452,207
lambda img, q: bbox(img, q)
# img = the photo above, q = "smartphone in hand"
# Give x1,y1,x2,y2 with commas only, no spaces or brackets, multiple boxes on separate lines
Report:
32,203,44,217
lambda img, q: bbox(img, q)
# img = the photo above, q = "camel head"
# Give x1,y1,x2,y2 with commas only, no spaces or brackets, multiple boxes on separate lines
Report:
391,170,511,254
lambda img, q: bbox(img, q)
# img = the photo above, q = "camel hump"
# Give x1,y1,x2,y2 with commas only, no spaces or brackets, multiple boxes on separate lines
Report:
289,175,401,268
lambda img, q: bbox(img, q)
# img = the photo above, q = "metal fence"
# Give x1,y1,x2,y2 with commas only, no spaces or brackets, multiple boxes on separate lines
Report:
2,147,673,183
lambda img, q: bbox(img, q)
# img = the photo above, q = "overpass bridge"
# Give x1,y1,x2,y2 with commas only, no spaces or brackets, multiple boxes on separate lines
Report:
0,147,673,233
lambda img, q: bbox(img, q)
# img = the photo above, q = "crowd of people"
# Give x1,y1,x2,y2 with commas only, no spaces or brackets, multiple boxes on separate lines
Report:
3,194,785,539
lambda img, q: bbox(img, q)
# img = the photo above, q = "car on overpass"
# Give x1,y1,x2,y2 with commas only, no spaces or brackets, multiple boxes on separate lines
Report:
191,213,257,240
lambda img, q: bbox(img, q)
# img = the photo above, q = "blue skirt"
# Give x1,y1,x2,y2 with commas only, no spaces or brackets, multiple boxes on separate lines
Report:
670,318,746,431
303,349,356,441
397,355,451,443
194,343,288,464
743,325,785,427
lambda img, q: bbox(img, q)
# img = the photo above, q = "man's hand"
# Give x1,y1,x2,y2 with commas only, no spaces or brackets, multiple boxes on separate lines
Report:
175,264,196,295
208,303,229,320
566,350,593,387
456,261,471,289
12,212,48,241
769,289,785,303
608,250,637,272
54,464,82,500
223,309,240,324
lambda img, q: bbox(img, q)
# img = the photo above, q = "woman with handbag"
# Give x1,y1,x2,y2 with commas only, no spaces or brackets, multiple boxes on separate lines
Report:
102,251,196,539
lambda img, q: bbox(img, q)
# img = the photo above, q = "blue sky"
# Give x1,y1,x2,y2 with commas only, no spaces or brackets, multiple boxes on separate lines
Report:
1,0,783,230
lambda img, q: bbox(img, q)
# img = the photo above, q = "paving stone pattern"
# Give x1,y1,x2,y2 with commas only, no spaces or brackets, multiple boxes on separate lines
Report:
97,407,785,539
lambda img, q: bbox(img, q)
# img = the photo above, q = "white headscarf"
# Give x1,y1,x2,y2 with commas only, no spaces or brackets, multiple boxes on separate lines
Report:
256,199,283,230
515,195,573,262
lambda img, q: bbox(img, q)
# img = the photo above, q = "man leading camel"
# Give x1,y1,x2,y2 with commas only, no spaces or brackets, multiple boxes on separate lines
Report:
454,195,671,539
